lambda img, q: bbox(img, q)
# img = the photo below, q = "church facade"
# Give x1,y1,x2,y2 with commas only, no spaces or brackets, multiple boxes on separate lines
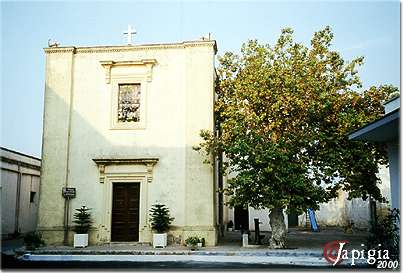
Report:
38,39,219,246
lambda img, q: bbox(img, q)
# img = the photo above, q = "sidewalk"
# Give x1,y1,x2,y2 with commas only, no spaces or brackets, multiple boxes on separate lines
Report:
1,237,24,255
7,228,370,267
12,228,370,254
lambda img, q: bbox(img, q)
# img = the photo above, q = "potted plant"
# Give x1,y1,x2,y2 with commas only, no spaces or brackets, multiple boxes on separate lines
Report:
23,231,45,250
200,237,206,247
73,206,92,248
185,236,200,250
149,203,174,248
227,220,234,232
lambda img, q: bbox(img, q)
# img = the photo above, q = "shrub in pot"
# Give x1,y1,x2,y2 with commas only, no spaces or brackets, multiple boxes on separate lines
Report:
185,236,200,250
73,206,92,248
23,231,45,250
200,237,206,247
227,220,234,231
149,203,174,248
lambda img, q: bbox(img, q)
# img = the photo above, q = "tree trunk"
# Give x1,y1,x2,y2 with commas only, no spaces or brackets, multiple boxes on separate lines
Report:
269,207,286,248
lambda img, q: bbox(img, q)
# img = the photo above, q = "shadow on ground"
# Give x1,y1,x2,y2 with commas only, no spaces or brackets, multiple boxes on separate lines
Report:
218,228,370,250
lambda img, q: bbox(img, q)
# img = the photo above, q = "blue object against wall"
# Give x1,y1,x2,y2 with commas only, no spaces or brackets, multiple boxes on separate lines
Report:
308,208,319,232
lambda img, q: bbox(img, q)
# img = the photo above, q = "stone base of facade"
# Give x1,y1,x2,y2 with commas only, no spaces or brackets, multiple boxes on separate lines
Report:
181,226,218,246
39,225,218,247
38,227,100,246
37,227,66,246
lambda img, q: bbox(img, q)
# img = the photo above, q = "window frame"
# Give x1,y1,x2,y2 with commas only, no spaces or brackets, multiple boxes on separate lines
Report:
100,59,157,131
30,191,36,203
110,76,148,130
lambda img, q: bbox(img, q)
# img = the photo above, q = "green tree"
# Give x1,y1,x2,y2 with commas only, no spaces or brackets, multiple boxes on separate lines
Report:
149,203,174,233
73,206,92,234
197,27,397,248
366,208,400,262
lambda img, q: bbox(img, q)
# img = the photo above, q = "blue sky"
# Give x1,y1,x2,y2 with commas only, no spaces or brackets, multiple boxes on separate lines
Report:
1,1,400,157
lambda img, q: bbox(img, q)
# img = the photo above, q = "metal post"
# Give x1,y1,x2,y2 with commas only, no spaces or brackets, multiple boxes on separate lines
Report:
254,218,261,245
63,197,71,245
62,187,76,246
369,196,377,230
63,198,68,245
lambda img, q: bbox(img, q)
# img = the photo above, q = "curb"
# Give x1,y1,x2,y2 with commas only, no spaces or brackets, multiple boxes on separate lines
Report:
18,253,331,267
18,253,369,268
19,249,325,257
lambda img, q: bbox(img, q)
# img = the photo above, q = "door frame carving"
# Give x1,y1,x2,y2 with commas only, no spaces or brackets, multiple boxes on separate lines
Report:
93,158,158,243
105,175,147,242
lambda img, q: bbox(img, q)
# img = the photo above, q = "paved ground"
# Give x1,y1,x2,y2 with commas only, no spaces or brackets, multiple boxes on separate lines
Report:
9,228,368,253
222,228,369,250
3,254,346,269
1,228,372,269
1,237,23,255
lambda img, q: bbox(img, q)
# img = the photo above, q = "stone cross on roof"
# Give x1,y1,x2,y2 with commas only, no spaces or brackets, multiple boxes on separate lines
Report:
123,25,136,45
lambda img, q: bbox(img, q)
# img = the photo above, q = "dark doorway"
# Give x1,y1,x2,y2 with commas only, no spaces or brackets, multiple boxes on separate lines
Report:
234,206,249,230
111,183,140,241
288,211,299,228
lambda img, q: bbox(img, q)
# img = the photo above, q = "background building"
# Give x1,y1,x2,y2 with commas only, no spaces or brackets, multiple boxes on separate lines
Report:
349,96,400,210
1,147,41,238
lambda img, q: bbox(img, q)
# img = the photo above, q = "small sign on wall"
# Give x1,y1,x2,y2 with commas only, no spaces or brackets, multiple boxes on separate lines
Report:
62,187,76,199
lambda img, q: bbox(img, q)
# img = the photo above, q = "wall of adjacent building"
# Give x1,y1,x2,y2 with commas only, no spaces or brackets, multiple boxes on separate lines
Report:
1,148,41,238
223,164,391,232
299,164,391,229
38,41,217,246
387,142,399,210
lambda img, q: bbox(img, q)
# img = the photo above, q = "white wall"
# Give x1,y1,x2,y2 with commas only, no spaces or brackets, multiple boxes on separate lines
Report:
1,170,18,235
225,164,391,231
298,165,391,229
38,41,218,245
387,142,400,209
1,148,41,237
19,175,40,233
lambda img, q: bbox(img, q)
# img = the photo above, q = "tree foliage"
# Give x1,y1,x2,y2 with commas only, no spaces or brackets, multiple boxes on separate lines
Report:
73,206,92,234
149,203,174,233
197,27,397,214
366,208,400,262
23,231,45,250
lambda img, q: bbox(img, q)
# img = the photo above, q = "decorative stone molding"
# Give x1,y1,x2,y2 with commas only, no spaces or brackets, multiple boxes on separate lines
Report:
92,158,158,183
44,40,217,54
146,162,156,183
183,225,217,231
99,61,114,84
43,47,76,54
98,164,106,183
100,59,157,84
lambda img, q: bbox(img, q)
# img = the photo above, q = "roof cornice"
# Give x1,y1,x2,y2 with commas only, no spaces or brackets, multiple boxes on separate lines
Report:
44,40,217,54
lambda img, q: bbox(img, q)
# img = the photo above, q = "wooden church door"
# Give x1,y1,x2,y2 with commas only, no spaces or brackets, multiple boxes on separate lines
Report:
111,183,140,241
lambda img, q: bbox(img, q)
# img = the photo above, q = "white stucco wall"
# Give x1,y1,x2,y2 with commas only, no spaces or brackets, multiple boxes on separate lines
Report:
1,170,18,235
1,148,41,237
387,142,400,210
298,164,391,229
38,40,218,246
224,164,391,231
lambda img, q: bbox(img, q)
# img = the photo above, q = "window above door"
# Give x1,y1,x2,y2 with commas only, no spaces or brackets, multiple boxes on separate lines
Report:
100,59,157,130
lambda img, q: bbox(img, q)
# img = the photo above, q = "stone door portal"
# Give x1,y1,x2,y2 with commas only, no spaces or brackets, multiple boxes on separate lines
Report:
111,183,140,241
